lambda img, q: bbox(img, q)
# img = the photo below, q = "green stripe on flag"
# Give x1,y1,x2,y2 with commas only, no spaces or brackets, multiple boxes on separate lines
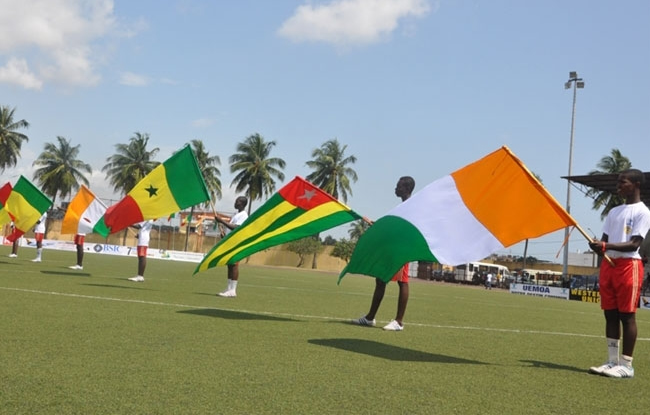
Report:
339,215,436,284
14,177,52,214
165,146,210,208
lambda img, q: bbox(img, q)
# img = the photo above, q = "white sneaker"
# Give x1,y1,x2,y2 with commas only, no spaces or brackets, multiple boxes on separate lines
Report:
218,290,237,298
588,362,616,375
128,276,145,282
8,253,17,258
383,320,404,331
68,265,83,270
603,364,634,378
31,258,41,262
352,316,376,327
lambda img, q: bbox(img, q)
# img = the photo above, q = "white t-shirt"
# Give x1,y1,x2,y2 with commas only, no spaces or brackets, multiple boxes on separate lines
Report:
602,202,650,259
34,212,47,234
230,210,248,226
137,220,154,247
222,210,248,236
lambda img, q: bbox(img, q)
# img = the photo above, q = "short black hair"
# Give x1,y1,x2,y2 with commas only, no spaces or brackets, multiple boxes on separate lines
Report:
621,169,645,185
399,176,415,193
236,196,248,206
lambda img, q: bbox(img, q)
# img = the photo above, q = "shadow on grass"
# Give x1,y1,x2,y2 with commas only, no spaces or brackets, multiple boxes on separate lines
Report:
309,338,487,364
520,359,586,373
41,270,91,277
81,283,151,290
178,308,296,322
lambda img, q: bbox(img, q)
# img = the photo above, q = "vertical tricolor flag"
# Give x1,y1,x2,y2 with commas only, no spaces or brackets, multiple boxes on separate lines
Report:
61,185,109,237
5,176,53,242
0,182,13,227
100,145,210,234
339,146,578,283
194,176,362,274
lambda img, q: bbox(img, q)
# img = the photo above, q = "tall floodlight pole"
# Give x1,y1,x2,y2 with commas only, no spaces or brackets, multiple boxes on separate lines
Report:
562,71,585,279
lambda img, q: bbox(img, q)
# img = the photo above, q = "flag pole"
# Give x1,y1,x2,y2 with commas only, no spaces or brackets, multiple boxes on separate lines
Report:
572,222,615,266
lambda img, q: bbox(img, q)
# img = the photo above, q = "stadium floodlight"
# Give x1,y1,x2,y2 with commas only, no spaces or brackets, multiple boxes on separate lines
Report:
562,71,585,279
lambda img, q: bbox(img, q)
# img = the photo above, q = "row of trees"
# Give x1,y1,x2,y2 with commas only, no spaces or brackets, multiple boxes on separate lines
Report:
0,105,641,267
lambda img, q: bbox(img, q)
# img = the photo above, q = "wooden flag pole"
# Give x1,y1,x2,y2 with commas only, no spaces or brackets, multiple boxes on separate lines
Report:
572,222,615,267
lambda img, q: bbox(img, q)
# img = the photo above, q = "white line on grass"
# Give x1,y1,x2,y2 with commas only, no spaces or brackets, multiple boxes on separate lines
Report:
3,285,647,341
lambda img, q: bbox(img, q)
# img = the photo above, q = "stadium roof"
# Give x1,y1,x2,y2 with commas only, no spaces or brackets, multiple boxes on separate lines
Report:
563,172,650,207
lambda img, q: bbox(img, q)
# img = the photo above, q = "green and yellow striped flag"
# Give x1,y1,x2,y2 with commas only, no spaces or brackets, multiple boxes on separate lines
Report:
6,176,53,242
194,176,361,274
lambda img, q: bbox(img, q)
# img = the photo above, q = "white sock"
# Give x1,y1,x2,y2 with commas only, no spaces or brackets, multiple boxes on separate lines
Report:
231,280,238,292
36,248,42,259
227,279,233,291
607,337,620,364
621,354,633,368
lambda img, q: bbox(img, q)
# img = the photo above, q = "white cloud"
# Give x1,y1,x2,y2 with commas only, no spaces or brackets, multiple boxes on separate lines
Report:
0,0,121,89
119,71,151,87
278,0,432,46
0,58,43,90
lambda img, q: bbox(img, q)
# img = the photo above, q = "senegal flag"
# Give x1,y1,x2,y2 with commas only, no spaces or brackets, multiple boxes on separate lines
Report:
5,176,53,242
195,176,362,274
101,145,210,234
339,146,578,283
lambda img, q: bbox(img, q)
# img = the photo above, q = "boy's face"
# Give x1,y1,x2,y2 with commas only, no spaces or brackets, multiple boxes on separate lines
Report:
395,179,409,198
616,173,638,198
234,197,246,210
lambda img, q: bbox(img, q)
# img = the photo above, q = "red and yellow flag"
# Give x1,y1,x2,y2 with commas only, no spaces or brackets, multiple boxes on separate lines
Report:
0,182,13,226
101,145,210,234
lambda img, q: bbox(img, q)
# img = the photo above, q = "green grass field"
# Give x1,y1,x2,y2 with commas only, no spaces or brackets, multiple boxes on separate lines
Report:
2,246,650,414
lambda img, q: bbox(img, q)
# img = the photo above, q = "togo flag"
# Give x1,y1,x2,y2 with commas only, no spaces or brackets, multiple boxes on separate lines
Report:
61,185,109,237
195,176,361,274
101,145,210,234
339,146,578,283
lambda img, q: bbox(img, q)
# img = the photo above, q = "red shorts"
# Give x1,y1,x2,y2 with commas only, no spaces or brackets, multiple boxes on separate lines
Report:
34,233,44,243
74,234,85,245
391,263,409,283
599,257,643,313
137,246,148,257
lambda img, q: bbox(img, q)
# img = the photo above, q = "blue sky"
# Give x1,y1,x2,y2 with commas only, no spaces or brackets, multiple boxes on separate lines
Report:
1,0,649,262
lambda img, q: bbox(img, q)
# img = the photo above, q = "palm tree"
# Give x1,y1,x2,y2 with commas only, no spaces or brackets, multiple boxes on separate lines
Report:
586,148,632,219
102,132,160,244
0,106,30,172
348,220,369,242
229,133,286,215
306,138,358,268
305,138,358,203
102,132,160,196
32,136,92,209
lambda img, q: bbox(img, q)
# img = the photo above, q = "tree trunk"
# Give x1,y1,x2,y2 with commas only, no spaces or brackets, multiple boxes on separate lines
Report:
184,206,195,252
311,233,320,269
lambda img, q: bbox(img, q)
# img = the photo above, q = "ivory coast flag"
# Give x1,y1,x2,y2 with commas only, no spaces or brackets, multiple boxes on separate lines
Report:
61,185,110,237
194,176,362,274
5,176,53,242
0,182,13,226
339,146,578,283
101,145,210,234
